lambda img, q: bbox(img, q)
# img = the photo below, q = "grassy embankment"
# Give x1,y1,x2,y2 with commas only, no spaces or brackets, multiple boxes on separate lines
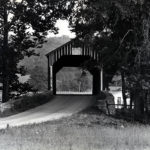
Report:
0,112,149,150
0,92,53,117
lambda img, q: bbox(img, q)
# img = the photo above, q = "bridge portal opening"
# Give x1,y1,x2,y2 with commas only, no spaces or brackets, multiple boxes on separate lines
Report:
56,67,93,95
46,39,104,95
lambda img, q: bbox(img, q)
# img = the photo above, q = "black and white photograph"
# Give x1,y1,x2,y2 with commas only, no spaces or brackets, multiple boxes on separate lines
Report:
0,0,150,149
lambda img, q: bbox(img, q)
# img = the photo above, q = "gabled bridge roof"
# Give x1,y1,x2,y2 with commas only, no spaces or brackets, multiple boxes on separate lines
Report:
46,38,100,66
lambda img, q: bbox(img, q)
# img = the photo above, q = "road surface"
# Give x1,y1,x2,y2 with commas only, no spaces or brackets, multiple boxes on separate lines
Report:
0,95,96,129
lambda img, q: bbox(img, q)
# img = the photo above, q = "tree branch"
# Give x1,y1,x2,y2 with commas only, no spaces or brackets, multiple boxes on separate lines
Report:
119,29,133,50
102,29,133,64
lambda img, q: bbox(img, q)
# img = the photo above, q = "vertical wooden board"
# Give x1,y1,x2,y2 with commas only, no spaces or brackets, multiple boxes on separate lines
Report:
56,50,59,60
70,43,72,55
60,48,62,57
48,55,51,66
58,49,61,59
50,66,53,91
50,53,53,65
48,57,50,90
52,69,56,95
66,45,68,55
62,47,65,55
68,43,71,55
64,46,66,55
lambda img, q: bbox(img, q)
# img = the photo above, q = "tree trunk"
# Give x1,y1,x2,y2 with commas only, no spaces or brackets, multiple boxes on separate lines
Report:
2,3,9,103
130,90,133,109
121,71,127,108
103,72,109,91
2,72,9,103
134,89,144,121
144,90,148,114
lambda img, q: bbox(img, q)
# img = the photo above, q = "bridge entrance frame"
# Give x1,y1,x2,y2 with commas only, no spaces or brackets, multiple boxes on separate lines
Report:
46,39,104,95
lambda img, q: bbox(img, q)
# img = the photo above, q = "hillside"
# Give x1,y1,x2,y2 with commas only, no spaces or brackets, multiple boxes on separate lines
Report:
20,36,70,73
19,36,70,91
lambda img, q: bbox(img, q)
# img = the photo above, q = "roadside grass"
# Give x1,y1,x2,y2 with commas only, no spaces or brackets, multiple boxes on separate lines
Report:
0,113,149,150
13,91,53,111
0,92,53,117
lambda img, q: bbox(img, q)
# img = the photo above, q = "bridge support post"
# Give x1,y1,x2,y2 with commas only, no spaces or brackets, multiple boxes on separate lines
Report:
93,70,100,95
48,65,53,92
100,67,104,91
52,68,56,95
47,57,51,91
48,66,50,90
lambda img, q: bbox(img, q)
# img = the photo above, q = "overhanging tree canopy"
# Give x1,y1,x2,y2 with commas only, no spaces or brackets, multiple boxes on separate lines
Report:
0,0,70,102
66,0,150,119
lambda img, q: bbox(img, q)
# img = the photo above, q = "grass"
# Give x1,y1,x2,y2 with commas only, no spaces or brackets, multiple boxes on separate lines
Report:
0,91,53,117
13,91,53,111
0,112,149,150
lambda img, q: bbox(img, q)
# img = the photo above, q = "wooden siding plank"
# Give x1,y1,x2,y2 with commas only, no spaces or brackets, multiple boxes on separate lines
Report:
66,44,68,55
70,43,72,55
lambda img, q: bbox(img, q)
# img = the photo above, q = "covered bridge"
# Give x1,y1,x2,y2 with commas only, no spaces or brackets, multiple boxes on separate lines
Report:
46,38,104,95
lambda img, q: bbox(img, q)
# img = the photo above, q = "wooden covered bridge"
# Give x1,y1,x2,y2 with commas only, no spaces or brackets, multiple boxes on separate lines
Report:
46,38,104,95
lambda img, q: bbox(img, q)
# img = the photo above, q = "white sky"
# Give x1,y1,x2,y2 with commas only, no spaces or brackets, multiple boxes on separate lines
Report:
48,19,76,38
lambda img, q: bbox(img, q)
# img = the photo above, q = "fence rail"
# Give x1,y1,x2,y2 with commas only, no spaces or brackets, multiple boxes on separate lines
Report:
106,102,135,110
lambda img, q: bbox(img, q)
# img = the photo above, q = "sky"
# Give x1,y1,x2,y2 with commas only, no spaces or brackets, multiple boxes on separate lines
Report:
48,19,76,38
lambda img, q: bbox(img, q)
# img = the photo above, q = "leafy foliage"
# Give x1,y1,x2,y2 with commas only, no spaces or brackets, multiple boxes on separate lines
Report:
0,0,70,102
66,0,150,118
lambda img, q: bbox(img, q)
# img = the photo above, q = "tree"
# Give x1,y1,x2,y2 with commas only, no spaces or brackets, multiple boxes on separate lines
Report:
67,0,135,92
0,0,69,102
67,0,150,119
29,66,47,91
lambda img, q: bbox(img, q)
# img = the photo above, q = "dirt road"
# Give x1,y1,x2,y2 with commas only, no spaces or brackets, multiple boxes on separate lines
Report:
0,95,96,129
